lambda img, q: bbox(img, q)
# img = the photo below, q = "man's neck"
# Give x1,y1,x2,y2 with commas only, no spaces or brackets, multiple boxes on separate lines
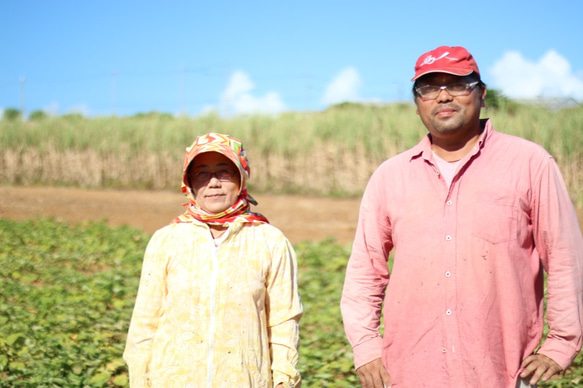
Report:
430,122,484,162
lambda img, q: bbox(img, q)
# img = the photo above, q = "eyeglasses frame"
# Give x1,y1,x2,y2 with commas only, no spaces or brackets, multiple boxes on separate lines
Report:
189,169,237,183
415,81,480,101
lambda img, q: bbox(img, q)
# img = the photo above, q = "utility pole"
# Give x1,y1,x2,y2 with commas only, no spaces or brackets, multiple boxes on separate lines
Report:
19,76,26,120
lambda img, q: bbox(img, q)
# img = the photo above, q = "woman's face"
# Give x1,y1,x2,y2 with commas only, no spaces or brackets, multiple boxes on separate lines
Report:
187,152,241,214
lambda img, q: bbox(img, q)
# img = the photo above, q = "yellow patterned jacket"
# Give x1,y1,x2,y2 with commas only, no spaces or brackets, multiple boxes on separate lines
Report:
123,220,303,387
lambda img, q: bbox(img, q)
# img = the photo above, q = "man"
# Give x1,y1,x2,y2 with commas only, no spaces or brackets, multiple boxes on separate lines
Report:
340,45,583,388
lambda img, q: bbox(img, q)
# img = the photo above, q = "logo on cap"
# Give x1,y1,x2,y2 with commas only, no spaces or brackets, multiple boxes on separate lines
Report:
420,52,459,67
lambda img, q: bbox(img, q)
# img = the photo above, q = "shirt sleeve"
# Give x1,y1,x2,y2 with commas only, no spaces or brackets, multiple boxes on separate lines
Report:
533,157,583,370
266,237,303,388
340,170,393,369
123,230,168,387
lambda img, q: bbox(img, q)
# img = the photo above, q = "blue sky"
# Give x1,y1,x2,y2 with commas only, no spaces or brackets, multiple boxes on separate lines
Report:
2,0,582,117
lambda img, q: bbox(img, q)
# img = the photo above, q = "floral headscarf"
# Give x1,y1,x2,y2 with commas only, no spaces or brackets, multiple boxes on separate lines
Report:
172,133,268,225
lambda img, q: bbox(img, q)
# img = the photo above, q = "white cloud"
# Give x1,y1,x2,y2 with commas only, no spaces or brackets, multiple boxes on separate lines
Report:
320,67,362,106
222,71,254,101
219,70,286,116
489,50,583,100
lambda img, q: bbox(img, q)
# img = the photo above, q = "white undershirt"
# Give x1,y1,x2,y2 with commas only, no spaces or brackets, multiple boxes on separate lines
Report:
432,152,462,189
213,227,230,247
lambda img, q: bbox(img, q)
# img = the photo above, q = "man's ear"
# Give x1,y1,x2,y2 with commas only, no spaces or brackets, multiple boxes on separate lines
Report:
480,87,487,108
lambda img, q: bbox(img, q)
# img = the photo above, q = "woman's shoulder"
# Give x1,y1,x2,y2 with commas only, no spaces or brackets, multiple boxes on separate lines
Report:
239,221,291,243
250,220,285,233
149,221,206,241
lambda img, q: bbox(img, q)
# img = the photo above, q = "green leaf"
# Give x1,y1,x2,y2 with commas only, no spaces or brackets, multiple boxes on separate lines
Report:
8,361,25,371
88,371,111,386
113,374,129,386
6,333,24,346
0,354,8,370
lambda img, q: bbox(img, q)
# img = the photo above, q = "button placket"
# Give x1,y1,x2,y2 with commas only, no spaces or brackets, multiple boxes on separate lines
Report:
443,193,457,361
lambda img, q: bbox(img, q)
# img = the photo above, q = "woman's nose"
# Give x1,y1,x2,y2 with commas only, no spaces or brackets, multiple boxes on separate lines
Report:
207,175,221,186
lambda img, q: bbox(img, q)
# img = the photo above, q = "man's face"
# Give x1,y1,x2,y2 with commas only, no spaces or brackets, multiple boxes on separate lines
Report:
414,73,486,139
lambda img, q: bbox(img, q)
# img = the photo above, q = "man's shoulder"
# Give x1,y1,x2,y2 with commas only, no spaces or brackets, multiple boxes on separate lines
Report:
488,129,551,158
377,144,423,169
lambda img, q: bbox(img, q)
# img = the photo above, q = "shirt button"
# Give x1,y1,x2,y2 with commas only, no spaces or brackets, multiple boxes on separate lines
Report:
446,200,453,206
445,271,451,278
446,309,452,316
442,348,447,353
445,235,452,241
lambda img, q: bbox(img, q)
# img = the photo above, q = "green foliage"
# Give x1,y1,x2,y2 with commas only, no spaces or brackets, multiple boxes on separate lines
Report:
484,88,516,110
1,218,582,387
61,113,84,120
132,111,174,120
295,239,358,386
0,105,425,155
0,218,147,387
0,219,359,386
1,104,583,203
0,102,579,162
29,110,48,121
326,101,378,111
2,108,21,121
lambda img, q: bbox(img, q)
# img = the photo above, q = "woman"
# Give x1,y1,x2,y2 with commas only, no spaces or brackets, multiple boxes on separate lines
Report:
124,133,303,387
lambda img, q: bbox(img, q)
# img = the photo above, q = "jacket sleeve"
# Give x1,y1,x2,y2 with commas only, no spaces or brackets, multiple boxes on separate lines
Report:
123,230,168,387
533,157,583,370
266,237,303,388
340,170,393,369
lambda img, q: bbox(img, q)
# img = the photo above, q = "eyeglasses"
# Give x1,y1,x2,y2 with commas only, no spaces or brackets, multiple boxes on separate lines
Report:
190,169,237,183
415,81,479,101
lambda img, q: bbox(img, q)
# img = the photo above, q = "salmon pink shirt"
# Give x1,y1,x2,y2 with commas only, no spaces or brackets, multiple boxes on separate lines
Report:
341,119,583,387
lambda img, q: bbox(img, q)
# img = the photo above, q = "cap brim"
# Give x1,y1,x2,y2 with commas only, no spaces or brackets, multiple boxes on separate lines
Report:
411,69,474,81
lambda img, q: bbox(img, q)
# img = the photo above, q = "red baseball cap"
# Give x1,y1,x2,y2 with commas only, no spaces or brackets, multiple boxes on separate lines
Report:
411,46,480,81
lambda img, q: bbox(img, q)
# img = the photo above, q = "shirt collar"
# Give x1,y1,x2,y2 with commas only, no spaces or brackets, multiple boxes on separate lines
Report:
409,118,493,162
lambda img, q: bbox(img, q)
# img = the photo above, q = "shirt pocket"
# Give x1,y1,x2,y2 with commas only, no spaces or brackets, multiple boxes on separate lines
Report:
471,201,518,244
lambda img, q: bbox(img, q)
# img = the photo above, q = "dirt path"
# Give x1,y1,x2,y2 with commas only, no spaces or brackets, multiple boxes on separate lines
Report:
0,186,361,245
2,186,582,246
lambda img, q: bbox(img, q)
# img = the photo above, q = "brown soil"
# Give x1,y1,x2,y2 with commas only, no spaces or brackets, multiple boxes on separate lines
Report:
0,186,361,246
2,186,582,246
